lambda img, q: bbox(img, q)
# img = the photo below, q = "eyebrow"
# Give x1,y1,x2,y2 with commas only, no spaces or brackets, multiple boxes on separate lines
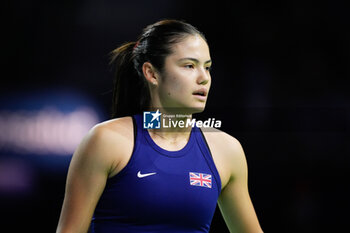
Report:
177,58,212,64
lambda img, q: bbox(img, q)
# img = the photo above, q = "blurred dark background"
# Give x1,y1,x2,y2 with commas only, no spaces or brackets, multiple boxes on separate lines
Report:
2,0,349,232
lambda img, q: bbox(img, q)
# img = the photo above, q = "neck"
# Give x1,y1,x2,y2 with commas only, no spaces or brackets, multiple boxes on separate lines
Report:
148,110,193,142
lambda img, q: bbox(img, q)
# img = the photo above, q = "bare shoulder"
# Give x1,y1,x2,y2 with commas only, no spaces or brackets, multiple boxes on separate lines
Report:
92,116,134,140
84,116,134,150
73,116,134,177
201,127,246,189
202,127,244,157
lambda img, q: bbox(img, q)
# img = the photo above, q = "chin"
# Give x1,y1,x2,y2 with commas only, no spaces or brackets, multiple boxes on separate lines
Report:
186,105,206,114
168,101,206,114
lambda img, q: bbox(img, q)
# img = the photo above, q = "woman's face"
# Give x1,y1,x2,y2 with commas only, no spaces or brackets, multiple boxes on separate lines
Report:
156,35,212,114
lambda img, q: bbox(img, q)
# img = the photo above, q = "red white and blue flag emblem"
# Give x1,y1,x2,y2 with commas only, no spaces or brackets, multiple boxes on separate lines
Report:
189,172,212,188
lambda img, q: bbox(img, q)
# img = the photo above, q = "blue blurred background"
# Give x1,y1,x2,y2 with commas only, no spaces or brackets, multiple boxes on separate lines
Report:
2,0,349,232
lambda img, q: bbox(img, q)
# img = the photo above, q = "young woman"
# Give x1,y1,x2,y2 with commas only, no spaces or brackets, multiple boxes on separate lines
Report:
56,19,263,233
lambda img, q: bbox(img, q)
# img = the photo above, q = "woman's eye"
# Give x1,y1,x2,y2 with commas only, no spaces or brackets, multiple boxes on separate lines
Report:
205,66,212,71
185,64,194,69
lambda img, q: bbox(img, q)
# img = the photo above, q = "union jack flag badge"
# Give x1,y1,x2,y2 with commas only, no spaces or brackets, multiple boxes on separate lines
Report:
189,172,212,188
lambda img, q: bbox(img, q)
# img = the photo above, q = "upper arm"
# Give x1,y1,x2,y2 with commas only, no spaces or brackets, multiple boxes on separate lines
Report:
217,136,263,233
56,123,128,233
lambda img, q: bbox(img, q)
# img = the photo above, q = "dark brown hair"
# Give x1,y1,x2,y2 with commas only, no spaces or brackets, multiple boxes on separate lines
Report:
110,19,206,118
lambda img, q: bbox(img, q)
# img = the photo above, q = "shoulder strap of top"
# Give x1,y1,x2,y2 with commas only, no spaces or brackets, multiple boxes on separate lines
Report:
131,115,137,145
132,114,144,141
194,127,222,194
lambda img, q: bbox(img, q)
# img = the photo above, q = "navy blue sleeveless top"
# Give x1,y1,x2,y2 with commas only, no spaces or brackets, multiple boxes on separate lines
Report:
90,114,221,233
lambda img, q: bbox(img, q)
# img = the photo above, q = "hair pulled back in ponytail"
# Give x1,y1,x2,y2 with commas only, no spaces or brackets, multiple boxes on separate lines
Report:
110,19,206,118
110,42,150,118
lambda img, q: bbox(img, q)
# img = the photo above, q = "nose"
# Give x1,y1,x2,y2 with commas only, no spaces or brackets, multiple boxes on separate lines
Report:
197,67,210,85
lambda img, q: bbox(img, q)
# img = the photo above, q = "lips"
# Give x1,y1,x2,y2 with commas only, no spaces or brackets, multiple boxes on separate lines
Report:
192,88,208,97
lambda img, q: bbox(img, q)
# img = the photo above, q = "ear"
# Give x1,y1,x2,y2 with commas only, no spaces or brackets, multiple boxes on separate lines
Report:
142,62,159,86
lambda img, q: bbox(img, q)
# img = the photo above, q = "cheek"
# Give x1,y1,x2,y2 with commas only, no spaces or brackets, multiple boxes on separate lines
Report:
164,75,186,96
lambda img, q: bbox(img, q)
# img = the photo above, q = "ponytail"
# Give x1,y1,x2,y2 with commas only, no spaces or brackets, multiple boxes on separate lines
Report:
110,42,150,118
